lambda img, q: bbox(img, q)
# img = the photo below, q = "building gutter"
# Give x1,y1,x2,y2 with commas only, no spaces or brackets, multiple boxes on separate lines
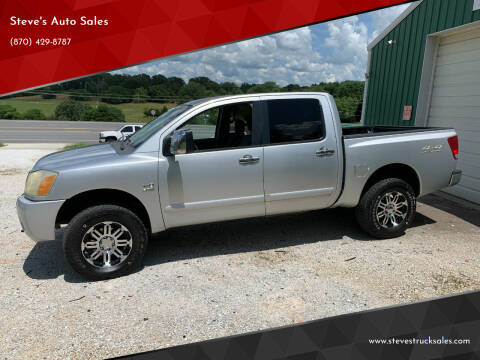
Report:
360,49,371,124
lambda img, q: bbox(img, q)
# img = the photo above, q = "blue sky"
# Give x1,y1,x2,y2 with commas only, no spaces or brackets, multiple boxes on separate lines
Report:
117,3,410,86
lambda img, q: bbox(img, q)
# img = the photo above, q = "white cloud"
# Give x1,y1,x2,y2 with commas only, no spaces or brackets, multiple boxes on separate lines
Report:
119,27,326,86
369,3,411,41
115,4,410,85
321,16,368,81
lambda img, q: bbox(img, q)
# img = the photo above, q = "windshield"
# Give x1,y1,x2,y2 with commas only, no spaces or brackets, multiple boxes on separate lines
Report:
127,105,192,147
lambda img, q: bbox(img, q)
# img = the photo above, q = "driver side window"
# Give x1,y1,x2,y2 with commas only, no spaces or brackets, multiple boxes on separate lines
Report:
179,102,253,152
181,108,219,140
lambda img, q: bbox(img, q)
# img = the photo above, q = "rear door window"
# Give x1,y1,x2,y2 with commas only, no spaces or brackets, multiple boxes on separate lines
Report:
266,99,324,144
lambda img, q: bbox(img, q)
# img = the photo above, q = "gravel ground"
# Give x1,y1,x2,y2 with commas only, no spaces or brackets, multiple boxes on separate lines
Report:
0,143,66,170
0,144,479,359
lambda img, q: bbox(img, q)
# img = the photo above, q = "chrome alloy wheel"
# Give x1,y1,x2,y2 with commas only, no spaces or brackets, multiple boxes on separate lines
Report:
375,191,409,229
81,221,133,268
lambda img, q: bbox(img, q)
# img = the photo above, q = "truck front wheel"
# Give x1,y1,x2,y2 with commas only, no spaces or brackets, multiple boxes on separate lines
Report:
355,178,416,239
63,205,148,280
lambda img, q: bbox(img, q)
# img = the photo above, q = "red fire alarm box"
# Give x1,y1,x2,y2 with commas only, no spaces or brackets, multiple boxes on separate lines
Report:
403,105,412,121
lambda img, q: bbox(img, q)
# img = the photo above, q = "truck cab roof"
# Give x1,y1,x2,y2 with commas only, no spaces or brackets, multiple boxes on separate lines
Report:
184,92,331,108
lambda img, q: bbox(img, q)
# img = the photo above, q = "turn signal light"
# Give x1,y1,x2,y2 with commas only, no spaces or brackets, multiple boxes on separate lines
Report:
25,170,58,197
37,174,57,195
447,136,459,160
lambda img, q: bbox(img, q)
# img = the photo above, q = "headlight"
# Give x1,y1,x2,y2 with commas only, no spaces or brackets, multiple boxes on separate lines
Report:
25,170,58,197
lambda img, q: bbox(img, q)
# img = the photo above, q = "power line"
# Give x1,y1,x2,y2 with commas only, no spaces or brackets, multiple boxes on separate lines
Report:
20,90,365,105
22,90,192,102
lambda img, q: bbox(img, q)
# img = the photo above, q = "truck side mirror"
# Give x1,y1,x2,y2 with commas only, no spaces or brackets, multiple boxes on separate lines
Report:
163,129,194,156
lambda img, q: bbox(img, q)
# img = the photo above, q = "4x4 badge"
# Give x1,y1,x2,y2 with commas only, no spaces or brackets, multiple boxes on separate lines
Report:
422,145,442,153
143,183,155,191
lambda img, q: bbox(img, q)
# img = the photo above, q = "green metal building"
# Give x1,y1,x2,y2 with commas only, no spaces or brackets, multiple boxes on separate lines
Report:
362,0,480,203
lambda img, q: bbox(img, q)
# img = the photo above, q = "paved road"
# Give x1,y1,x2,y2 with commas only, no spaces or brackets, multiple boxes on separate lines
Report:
0,120,138,143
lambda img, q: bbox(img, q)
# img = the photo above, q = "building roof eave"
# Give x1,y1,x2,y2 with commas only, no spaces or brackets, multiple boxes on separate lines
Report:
367,1,423,50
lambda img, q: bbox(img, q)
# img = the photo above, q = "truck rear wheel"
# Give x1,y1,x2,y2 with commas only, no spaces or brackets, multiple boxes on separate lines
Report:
63,205,148,280
355,178,416,239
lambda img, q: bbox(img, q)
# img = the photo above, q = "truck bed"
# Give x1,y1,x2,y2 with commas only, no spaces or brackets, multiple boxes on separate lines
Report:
335,126,458,208
342,125,449,139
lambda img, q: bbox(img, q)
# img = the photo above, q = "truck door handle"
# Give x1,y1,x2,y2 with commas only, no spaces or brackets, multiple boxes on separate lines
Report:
316,148,335,157
239,154,260,164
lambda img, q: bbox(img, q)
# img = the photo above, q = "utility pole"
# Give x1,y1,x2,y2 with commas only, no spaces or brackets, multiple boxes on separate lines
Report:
96,77,100,108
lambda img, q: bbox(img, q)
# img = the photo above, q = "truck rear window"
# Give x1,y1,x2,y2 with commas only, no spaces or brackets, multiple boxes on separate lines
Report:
266,99,324,144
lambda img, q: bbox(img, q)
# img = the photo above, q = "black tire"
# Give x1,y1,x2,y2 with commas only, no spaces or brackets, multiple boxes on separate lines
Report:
63,205,148,280
106,137,116,143
355,178,416,239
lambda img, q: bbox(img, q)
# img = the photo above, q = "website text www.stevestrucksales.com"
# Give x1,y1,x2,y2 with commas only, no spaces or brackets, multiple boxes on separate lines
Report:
369,336,471,346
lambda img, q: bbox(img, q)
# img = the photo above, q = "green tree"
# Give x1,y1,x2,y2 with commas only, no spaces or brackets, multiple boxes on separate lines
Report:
68,89,90,101
190,77,221,93
124,74,151,89
283,84,303,92
247,81,281,94
0,105,22,119
308,81,364,99
133,87,148,103
167,77,186,93
308,84,327,92
240,82,254,93
83,104,125,122
147,84,173,103
220,82,242,95
178,82,209,100
101,85,132,104
54,100,91,121
22,109,47,120
151,74,168,86
335,97,360,123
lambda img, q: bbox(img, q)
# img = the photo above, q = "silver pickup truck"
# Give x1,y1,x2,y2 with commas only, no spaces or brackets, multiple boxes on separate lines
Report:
16,93,462,280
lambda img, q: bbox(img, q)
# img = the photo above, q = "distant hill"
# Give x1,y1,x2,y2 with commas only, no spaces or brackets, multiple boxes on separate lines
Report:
1,74,364,123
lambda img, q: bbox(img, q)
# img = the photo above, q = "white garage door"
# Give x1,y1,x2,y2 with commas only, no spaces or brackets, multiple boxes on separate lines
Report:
428,25,480,204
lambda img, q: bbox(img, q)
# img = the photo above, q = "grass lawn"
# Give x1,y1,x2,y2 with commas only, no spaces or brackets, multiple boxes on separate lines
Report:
115,102,176,123
0,95,177,123
1,96,60,116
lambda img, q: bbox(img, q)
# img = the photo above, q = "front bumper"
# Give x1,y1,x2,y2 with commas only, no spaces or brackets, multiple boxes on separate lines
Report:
16,195,65,242
448,169,462,187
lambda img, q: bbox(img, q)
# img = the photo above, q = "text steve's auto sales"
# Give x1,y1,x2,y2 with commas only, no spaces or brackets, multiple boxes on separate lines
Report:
9,15,109,26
